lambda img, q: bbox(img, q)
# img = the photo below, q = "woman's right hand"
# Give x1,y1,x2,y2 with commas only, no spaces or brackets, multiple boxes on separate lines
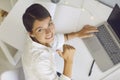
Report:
57,44,76,63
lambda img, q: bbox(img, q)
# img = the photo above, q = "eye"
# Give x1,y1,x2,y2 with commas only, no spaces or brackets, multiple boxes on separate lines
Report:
38,29,41,32
48,22,53,27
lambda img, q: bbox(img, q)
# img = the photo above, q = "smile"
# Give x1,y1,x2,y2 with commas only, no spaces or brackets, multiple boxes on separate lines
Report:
46,33,54,39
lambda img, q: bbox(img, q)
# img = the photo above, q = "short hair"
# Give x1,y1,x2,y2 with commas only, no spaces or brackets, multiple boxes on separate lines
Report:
22,4,51,32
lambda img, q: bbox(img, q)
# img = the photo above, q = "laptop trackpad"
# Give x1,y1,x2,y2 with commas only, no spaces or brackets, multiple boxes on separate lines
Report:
83,36,114,72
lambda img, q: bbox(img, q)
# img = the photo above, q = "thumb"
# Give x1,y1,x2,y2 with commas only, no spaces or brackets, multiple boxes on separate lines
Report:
56,50,63,57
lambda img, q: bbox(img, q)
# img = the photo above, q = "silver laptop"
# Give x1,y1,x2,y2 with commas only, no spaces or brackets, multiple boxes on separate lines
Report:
82,4,120,72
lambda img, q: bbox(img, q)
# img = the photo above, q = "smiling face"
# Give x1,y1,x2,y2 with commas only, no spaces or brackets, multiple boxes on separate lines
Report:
29,17,55,46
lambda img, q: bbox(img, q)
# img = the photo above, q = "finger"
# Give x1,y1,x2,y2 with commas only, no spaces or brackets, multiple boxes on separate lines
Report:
64,44,74,49
56,50,63,57
63,44,71,49
86,29,99,33
65,44,76,51
69,47,76,53
63,44,72,53
84,25,90,28
81,33,94,38
86,27,98,30
83,26,98,33
69,45,75,50
84,25,98,29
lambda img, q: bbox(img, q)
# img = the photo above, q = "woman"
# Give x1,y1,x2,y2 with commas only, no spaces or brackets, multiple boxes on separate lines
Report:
22,3,98,80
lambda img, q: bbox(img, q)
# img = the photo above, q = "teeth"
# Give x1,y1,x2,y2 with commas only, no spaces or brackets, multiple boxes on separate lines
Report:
46,34,52,39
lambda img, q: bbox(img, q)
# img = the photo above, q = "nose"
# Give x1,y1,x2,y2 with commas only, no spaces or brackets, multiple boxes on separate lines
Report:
45,27,51,34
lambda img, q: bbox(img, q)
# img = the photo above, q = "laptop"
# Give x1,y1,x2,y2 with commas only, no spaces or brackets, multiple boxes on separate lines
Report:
82,4,120,72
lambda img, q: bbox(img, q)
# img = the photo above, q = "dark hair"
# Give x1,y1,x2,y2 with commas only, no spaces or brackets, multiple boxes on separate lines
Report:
22,4,51,32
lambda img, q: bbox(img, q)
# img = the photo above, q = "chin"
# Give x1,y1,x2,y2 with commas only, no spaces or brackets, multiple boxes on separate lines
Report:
48,37,54,43
47,34,54,42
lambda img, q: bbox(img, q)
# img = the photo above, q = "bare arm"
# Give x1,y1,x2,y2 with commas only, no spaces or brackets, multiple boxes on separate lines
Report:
57,25,98,78
63,60,73,78
64,25,98,41
57,44,75,78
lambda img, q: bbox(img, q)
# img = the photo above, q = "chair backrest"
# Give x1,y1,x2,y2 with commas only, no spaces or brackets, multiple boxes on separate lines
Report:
0,67,25,80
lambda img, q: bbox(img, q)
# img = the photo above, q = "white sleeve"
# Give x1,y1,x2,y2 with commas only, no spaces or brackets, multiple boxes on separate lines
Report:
59,75,71,80
51,33,65,51
31,50,71,80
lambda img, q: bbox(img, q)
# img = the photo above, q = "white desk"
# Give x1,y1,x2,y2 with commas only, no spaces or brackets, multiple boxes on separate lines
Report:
65,0,120,80
52,0,120,80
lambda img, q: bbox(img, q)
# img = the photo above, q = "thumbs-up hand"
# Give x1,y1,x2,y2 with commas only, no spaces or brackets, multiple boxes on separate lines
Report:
57,44,76,63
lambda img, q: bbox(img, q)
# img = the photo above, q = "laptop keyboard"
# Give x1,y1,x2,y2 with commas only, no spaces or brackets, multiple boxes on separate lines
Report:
95,25,120,65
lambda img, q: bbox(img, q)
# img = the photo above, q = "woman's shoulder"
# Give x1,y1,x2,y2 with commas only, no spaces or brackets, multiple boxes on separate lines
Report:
23,43,51,65
23,40,50,59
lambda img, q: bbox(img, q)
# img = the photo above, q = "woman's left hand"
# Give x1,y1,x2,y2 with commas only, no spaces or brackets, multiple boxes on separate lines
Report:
76,25,98,38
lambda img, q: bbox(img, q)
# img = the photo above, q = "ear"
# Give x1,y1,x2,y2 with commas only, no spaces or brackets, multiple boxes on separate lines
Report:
28,32,35,37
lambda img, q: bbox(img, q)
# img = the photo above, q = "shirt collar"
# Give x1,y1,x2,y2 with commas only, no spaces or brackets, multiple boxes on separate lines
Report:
27,36,52,49
32,41,49,49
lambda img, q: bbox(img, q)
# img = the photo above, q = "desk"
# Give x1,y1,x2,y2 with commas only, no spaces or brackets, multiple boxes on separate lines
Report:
52,0,120,80
63,0,120,80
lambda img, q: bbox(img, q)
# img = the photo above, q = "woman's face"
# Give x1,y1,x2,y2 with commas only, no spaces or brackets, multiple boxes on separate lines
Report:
29,17,55,46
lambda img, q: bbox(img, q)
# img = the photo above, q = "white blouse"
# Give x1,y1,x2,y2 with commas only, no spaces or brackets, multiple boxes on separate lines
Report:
22,34,71,80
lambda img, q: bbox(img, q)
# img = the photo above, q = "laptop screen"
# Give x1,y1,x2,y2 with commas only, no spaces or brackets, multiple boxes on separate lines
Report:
107,4,120,40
